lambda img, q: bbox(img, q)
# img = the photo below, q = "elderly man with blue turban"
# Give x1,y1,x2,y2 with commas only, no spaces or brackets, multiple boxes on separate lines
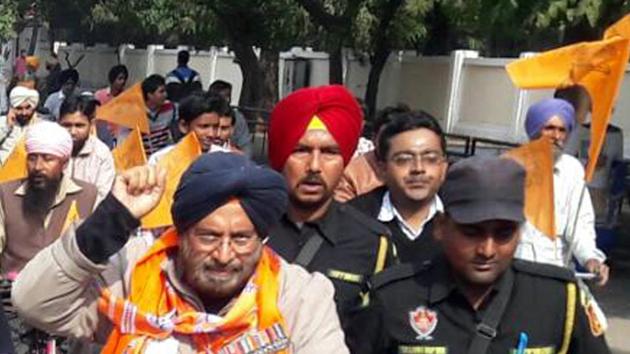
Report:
11,153,348,353
517,98,609,286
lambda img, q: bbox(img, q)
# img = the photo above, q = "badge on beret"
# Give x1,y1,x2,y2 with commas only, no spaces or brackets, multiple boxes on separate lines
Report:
409,306,438,340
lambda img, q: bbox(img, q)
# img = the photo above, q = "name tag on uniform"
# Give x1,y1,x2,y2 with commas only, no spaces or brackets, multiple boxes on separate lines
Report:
398,345,448,354
326,269,364,283
509,347,555,354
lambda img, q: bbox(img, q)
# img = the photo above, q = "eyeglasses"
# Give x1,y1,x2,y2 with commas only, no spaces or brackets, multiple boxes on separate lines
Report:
389,151,446,168
193,234,259,254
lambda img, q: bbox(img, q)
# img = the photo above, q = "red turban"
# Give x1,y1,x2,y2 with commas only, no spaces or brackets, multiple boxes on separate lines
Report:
268,85,363,171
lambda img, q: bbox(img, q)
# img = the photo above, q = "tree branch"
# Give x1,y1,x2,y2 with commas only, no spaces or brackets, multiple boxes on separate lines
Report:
371,0,404,57
294,0,360,30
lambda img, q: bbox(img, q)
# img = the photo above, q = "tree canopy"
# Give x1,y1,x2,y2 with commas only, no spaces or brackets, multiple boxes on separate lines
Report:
3,0,629,115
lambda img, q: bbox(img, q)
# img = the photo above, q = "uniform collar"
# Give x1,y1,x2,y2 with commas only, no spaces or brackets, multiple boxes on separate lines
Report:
15,173,83,208
428,256,515,308
284,200,341,245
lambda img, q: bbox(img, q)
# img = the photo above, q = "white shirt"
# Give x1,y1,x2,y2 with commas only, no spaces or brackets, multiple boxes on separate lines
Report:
516,154,606,267
377,191,443,241
148,143,230,165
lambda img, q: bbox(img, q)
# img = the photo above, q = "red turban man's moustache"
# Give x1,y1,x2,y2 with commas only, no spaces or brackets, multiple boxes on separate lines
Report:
268,85,363,171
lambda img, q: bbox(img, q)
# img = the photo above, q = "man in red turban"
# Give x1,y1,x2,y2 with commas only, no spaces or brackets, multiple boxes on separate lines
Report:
268,85,364,170
267,85,395,352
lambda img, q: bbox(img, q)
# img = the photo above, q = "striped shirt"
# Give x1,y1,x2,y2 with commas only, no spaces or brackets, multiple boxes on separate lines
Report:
143,102,177,156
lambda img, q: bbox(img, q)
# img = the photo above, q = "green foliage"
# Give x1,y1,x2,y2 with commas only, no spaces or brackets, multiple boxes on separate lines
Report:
86,0,312,49
353,0,433,53
434,0,630,56
0,2,18,41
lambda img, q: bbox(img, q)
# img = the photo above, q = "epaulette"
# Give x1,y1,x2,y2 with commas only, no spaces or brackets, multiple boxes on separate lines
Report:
369,261,432,290
512,259,576,282
340,203,391,236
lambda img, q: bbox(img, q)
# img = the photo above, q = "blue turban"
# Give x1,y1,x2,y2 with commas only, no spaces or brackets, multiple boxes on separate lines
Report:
525,98,575,139
172,152,288,236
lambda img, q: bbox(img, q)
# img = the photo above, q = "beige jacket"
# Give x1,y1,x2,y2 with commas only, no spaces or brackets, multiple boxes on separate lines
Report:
335,151,384,202
12,227,349,354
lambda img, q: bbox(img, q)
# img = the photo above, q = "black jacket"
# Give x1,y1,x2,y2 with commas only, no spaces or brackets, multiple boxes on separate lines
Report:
267,201,396,351
353,258,610,354
349,186,442,266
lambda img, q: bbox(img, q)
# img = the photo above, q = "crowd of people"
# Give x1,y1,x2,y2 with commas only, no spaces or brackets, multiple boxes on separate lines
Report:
0,49,616,353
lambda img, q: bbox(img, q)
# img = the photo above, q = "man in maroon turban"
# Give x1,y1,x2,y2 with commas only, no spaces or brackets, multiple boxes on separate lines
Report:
266,85,395,351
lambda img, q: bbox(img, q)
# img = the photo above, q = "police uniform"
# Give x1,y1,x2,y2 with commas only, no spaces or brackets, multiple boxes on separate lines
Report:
357,257,610,354
348,155,611,354
268,202,395,313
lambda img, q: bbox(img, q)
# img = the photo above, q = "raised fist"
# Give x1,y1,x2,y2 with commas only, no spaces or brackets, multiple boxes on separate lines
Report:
112,165,167,219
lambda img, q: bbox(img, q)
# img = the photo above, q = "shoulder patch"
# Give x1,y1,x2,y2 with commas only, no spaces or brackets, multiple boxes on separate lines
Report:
370,262,429,290
340,203,391,236
513,259,576,282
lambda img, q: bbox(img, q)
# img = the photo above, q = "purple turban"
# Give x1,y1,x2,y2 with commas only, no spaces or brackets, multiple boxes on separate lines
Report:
525,98,575,139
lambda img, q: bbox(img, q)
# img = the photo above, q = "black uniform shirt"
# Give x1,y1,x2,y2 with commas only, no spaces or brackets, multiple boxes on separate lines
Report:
356,257,610,354
267,201,395,314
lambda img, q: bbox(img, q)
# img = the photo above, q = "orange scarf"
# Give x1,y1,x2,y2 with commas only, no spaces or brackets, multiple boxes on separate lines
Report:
98,228,290,353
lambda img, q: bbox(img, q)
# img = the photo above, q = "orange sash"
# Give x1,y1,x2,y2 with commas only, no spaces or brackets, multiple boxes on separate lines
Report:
98,228,289,353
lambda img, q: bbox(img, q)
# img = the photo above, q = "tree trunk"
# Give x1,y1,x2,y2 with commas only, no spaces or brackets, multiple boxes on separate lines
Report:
231,41,263,111
259,49,279,111
329,42,343,84
364,0,403,120
27,20,39,56
364,49,390,121
230,43,279,123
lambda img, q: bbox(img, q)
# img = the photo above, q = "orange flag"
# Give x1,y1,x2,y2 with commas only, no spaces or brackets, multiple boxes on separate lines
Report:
141,133,202,229
96,83,150,133
604,14,630,40
62,200,80,234
506,36,630,181
504,138,556,239
112,128,147,172
0,138,28,183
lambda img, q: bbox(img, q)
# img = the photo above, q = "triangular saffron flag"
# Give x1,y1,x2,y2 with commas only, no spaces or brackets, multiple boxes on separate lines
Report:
504,137,556,239
112,127,147,172
506,36,630,182
141,133,202,228
62,200,80,234
96,83,150,133
0,138,27,183
604,14,630,40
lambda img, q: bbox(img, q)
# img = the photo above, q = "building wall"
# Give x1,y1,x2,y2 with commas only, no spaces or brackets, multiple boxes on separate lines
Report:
12,38,629,157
